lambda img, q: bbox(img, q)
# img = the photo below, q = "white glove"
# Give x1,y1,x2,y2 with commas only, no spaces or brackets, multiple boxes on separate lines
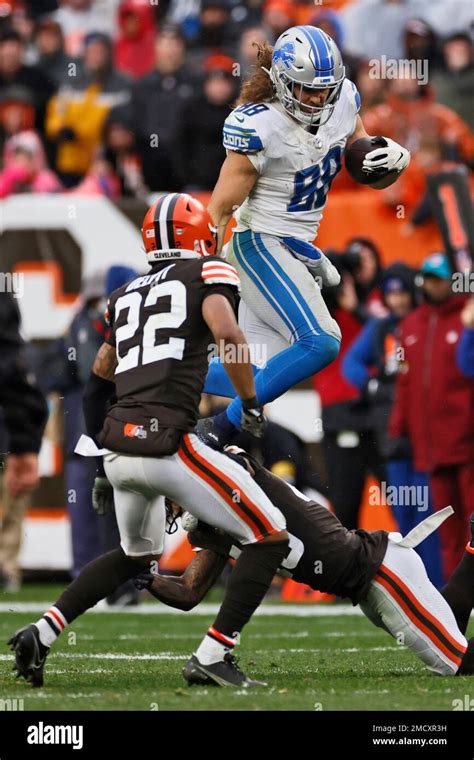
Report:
283,237,341,287
362,136,410,175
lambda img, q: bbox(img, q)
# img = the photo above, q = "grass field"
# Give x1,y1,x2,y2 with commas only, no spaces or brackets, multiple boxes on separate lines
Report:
0,584,472,711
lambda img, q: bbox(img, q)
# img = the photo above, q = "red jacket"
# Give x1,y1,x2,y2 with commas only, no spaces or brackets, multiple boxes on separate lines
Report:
313,308,361,407
389,295,474,472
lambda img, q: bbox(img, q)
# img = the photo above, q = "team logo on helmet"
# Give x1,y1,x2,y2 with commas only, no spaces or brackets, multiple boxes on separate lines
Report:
272,42,296,70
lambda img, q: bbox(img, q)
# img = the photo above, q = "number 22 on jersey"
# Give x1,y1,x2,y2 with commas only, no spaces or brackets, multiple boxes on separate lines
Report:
114,281,187,374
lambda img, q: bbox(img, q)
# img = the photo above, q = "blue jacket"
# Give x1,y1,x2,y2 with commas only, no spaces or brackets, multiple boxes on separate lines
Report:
456,328,474,379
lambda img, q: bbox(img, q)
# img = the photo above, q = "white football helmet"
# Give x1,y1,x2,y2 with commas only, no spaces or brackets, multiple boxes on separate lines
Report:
269,25,345,127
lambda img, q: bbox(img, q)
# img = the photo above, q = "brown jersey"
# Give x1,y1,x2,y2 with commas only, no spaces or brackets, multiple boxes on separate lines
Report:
226,451,388,604
98,254,240,456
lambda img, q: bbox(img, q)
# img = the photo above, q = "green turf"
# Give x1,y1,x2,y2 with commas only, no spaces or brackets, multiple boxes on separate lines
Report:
0,586,472,711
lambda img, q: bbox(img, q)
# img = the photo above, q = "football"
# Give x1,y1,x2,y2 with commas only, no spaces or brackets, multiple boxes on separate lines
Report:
345,137,400,188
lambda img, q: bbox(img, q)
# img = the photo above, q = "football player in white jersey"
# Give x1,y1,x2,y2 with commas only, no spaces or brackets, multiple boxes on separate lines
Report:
199,25,410,448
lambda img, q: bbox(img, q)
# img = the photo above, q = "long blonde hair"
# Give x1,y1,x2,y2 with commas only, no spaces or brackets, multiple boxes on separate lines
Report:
235,43,275,106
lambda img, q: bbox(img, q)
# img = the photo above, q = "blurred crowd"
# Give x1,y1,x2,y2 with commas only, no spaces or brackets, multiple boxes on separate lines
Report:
0,0,472,215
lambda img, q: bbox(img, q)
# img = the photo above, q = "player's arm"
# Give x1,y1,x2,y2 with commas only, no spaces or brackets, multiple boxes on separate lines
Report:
208,151,258,255
136,550,227,611
347,115,410,189
83,342,117,442
203,294,256,399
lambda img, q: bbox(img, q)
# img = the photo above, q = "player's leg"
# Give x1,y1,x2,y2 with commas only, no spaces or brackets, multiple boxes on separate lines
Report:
359,540,469,675
203,300,288,398
441,515,474,635
200,231,341,444
8,456,166,687
140,434,289,686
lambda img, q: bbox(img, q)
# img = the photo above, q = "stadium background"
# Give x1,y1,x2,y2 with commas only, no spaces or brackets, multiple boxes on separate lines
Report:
0,0,473,585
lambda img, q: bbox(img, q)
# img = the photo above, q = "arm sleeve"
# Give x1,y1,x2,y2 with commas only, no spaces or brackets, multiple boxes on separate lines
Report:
456,328,474,379
342,319,377,390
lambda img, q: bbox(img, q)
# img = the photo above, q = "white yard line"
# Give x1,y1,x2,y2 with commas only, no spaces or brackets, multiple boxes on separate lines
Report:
0,602,364,617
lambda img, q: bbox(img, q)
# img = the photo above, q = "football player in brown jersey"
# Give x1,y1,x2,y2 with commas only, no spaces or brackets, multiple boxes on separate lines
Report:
9,194,289,689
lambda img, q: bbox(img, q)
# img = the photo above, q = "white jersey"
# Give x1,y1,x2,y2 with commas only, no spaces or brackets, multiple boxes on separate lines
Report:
223,78,360,242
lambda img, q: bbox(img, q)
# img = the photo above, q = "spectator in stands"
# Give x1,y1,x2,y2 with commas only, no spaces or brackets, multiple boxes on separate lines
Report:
431,33,474,130
262,0,297,42
363,75,474,166
0,292,48,592
174,55,237,191
354,60,386,112
403,18,440,71
0,29,55,134
46,31,131,187
34,18,71,87
114,0,156,80
69,152,121,197
132,25,196,191
389,252,474,580
186,0,239,69
313,261,385,531
103,107,147,198
457,296,474,379
237,25,267,79
343,237,386,320
342,263,443,587
0,85,36,153
52,0,119,57
0,130,62,197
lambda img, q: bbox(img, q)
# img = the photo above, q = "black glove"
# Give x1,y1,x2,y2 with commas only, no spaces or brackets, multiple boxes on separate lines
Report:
240,396,267,438
188,521,233,559
91,477,114,516
133,571,155,591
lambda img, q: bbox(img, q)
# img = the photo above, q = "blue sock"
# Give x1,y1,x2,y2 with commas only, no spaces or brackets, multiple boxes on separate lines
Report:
225,333,340,428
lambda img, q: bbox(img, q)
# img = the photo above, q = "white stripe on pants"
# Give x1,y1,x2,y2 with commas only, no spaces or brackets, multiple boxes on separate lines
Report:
360,540,467,675
104,434,285,556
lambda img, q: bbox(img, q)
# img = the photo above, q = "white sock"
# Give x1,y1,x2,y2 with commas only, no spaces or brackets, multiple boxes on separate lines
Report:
35,606,68,647
195,627,238,665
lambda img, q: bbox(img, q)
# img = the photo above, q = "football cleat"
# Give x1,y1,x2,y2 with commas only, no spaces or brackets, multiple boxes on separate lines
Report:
182,653,267,688
196,417,233,450
8,624,50,688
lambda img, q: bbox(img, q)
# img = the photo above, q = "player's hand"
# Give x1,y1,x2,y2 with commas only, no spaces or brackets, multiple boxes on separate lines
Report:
188,522,233,559
363,137,410,175
133,571,155,591
4,453,39,497
92,477,114,516
241,397,267,438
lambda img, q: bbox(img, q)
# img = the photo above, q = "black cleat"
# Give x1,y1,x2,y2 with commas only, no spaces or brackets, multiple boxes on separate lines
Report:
8,624,49,688
182,653,267,688
196,417,234,451
458,638,474,676
182,656,216,686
